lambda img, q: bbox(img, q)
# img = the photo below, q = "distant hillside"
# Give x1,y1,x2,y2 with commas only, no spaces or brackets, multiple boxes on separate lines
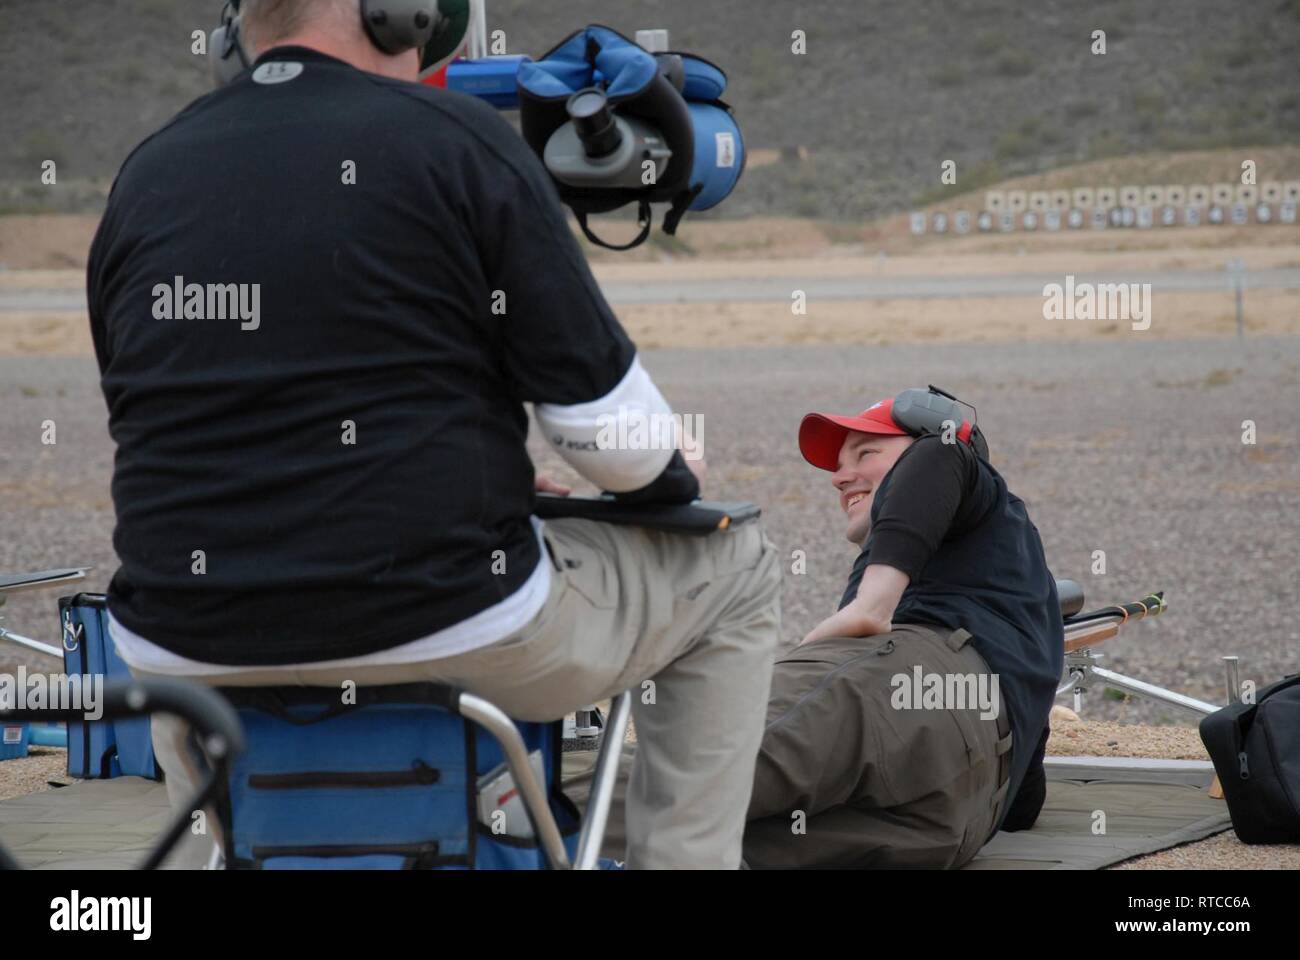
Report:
1,0,1297,219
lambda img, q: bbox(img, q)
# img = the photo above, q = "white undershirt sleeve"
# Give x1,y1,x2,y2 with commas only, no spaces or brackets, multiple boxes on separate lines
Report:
533,355,679,492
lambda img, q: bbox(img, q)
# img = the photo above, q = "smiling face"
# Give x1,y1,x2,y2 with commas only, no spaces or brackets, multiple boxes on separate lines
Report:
832,431,915,546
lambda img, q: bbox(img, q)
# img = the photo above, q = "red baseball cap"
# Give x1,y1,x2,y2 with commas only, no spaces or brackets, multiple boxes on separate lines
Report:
798,398,909,471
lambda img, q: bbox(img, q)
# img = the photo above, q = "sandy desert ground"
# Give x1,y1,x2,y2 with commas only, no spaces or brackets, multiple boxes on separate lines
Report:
1,214,1297,869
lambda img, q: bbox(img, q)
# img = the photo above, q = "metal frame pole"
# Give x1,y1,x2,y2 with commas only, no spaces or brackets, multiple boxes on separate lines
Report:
574,692,631,870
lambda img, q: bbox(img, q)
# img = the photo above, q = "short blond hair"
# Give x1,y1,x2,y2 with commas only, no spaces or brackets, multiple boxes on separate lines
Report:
242,0,356,53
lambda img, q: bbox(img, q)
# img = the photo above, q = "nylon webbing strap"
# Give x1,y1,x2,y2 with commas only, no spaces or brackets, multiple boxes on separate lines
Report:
945,627,974,652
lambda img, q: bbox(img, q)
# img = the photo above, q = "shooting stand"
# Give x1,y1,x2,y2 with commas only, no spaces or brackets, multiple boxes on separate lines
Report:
1058,588,1236,720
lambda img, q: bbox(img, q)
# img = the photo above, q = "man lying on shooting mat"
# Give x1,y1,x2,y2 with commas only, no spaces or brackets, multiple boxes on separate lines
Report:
740,387,1064,867
566,387,1064,866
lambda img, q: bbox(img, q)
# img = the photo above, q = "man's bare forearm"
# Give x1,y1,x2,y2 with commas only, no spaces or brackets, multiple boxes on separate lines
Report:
801,562,910,645
854,562,910,623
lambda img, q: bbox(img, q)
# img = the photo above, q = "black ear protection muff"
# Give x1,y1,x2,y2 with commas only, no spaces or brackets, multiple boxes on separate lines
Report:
359,0,445,55
891,385,991,460
210,0,447,85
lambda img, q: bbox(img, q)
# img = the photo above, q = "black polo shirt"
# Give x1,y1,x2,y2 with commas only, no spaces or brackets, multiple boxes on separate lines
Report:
87,46,692,665
839,435,1064,823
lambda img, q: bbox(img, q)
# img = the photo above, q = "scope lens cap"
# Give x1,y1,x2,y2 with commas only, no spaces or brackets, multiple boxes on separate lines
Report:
567,88,609,120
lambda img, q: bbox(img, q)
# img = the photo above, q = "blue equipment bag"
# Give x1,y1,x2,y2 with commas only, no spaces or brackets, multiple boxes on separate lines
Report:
58,594,158,780
517,24,744,249
219,685,582,869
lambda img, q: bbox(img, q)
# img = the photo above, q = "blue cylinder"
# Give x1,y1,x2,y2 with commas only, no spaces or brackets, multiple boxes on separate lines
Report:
28,723,67,749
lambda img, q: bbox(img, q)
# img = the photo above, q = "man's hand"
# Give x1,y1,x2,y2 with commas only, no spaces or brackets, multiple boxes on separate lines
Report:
800,563,909,646
535,473,572,496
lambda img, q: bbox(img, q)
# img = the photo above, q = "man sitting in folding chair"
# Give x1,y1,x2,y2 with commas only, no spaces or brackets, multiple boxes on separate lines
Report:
741,388,1063,867
87,0,779,869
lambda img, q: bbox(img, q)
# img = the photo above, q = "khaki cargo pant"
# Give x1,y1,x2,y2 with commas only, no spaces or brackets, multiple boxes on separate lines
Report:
566,621,1012,869
130,517,781,870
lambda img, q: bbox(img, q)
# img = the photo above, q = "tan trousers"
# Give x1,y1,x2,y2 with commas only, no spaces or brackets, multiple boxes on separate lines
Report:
132,517,781,869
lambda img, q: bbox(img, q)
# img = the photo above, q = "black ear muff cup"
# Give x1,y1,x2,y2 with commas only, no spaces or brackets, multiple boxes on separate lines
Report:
361,0,442,55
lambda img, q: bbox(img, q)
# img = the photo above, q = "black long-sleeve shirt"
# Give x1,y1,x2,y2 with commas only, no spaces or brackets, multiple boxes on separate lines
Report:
87,46,694,666
839,435,1063,830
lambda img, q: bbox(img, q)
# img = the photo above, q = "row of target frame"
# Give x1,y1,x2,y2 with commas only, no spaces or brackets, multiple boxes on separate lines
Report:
910,200,1298,235
987,181,1300,213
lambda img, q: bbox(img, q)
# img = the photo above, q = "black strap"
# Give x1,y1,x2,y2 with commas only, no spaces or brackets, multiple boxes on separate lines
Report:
220,682,462,725
661,184,703,236
576,200,652,250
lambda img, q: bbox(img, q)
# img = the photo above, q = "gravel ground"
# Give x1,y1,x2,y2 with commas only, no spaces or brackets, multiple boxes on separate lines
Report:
1046,706,1210,760
2,336,1298,870
3,337,1298,716
1115,828,1300,870
0,748,68,802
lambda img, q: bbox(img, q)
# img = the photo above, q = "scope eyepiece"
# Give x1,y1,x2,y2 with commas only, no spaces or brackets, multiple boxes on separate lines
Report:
567,87,622,159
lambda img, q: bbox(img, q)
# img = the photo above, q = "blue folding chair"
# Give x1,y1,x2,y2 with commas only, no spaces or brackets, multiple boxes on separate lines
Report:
0,674,629,870
212,683,630,870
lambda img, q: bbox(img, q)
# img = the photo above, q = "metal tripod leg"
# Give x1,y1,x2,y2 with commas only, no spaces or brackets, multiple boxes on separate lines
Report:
1058,650,1223,718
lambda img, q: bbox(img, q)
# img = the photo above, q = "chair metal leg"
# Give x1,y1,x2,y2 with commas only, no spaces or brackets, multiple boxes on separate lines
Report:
457,692,573,870
574,692,631,870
